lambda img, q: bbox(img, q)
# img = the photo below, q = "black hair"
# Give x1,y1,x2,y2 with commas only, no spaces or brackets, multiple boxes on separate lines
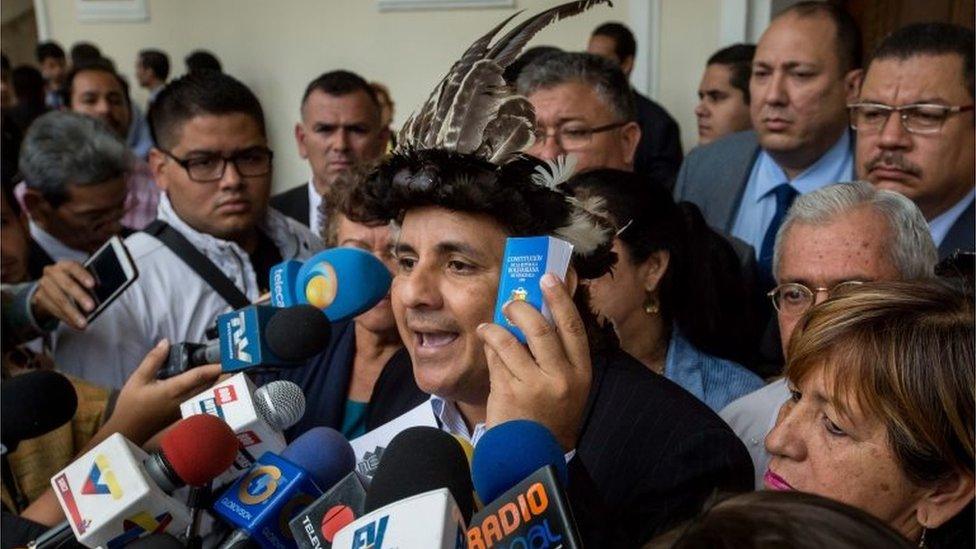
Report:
707,43,756,104
69,42,102,66
35,41,65,63
184,50,222,74
11,65,45,107
776,1,863,73
591,22,636,62
503,46,562,85
517,51,636,122
148,70,264,150
565,169,758,365
138,49,170,81
301,70,378,109
870,22,974,99
63,58,129,108
349,149,618,354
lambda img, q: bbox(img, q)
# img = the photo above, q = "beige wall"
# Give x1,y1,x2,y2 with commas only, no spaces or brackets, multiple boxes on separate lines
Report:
42,0,637,193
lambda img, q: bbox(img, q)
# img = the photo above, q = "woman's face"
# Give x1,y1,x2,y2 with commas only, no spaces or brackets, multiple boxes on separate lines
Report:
764,366,927,537
335,215,397,334
585,238,648,329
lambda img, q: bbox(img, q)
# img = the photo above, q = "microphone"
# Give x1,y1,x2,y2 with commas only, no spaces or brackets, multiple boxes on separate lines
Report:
159,304,331,379
43,414,238,548
269,247,392,322
213,427,356,549
287,471,368,549
1,370,78,453
330,427,473,548
125,533,184,549
467,421,581,549
180,374,306,485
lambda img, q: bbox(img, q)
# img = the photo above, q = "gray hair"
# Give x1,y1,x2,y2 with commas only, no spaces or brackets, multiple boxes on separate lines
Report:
18,110,133,207
774,181,938,280
515,51,636,122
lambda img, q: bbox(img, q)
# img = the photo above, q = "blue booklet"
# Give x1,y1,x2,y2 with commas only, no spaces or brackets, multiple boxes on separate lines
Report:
493,236,574,343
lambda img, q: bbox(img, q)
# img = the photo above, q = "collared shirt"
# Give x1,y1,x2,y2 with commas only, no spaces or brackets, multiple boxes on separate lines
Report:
147,85,164,107
307,179,325,239
51,194,323,388
429,395,576,462
731,132,854,255
664,327,764,412
928,188,976,247
28,221,89,264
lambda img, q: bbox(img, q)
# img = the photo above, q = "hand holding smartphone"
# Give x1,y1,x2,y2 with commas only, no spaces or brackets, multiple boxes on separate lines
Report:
81,236,139,323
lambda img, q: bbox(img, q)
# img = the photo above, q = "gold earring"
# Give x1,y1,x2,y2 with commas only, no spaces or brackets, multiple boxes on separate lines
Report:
643,292,659,315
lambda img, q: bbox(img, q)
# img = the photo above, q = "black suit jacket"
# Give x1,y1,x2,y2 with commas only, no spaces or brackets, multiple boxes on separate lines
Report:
938,198,975,260
271,183,310,227
366,347,754,546
633,91,684,189
26,238,54,280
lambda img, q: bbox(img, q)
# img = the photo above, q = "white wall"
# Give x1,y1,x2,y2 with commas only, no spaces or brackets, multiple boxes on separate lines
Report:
41,0,639,192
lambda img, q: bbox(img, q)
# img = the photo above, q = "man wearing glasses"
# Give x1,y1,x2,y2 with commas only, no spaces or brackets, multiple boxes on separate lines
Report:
720,181,938,489
51,71,320,388
516,51,642,173
850,23,974,259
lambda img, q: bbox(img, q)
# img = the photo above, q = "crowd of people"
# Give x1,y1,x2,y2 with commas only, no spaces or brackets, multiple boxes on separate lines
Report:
0,1,973,547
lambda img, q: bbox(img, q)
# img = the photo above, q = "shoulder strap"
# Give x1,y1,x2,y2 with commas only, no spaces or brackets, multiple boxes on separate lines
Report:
143,220,250,309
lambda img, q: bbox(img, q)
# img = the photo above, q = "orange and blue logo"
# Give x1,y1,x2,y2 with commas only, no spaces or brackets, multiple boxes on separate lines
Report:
239,465,283,505
302,261,338,309
81,455,123,500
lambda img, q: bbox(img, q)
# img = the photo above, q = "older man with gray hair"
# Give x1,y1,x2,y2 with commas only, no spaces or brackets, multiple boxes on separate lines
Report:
720,180,938,488
19,110,133,278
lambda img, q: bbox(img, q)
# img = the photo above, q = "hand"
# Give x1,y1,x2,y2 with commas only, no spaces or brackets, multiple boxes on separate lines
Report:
31,260,96,329
107,339,222,445
478,273,591,451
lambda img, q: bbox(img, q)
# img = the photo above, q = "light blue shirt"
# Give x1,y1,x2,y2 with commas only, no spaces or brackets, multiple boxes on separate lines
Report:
928,189,975,247
731,132,854,255
664,327,765,412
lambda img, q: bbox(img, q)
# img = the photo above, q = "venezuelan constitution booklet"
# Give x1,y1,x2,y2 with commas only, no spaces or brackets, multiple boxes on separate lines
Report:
493,236,574,343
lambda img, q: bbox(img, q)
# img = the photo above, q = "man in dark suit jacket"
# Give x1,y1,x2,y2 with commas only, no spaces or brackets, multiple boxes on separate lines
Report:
587,22,683,185
271,70,389,236
851,23,975,260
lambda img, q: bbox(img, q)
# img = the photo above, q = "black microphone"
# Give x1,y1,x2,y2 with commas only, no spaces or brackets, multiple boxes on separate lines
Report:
159,304,331,379
1,370,78,454
125,533,184,549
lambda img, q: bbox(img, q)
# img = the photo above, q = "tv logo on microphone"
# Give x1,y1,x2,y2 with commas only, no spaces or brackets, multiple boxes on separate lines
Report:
467,482,562,549
351,515,388,549
228,311,254,363
105,511,173,549
81,455,123,500
239,465,283,505
302,261,338,309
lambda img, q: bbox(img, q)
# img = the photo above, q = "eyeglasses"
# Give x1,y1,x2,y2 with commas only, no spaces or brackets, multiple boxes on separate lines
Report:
531,121,628,152
159,147,274,182
767,281,865,316
848,102,975,135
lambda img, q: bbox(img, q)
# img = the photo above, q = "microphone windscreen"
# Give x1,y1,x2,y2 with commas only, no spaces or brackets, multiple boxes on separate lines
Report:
254,380,306,431
1,370,78,450
160,414,239,486
265,305,331,362
364,426,474,523
295,248,392,322
281,427,355,490
472,420,568,504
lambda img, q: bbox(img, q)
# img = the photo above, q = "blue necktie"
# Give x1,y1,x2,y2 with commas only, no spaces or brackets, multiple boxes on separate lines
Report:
759,183,799,288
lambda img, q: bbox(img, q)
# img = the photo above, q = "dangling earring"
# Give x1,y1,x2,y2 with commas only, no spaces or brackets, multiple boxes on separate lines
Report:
643,292,659,315
917,526,927,547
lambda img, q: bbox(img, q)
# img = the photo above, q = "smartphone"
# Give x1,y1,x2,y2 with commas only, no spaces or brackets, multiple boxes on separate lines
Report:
82,236,138,323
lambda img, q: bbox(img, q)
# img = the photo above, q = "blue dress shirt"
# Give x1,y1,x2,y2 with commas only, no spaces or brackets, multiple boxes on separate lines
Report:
731,131,854,255
929,189,976,247
664,327,765,412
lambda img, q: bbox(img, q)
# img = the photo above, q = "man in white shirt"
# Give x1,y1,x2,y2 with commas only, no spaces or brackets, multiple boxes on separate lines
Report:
851,23,974,259
52,71,321,388
720,181,938,488
271,71,390,238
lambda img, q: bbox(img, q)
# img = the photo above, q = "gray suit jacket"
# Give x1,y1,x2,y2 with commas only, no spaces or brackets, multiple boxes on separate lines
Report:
673,130,762,235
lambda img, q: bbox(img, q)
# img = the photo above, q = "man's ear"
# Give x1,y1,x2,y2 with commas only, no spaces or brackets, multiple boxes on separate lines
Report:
147,148,170,192
22,188,52,223
294,122,309,159
916,471,975,530
619,55,635,77
844,68,864,102
621,122,642,168
641,250,670,294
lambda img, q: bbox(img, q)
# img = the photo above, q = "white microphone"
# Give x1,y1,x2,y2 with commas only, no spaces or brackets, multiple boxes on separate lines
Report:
330,488,467,549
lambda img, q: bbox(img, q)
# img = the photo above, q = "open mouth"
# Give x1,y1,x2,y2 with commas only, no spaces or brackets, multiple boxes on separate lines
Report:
415,330,459,349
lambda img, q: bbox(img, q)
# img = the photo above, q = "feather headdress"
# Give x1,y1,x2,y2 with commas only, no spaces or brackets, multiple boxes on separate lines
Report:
375,0,615,258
